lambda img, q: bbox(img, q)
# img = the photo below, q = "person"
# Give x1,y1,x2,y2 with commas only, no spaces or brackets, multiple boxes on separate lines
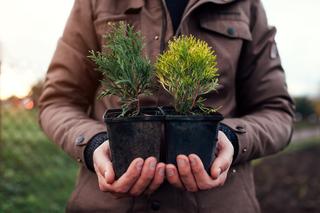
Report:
38,0,294,212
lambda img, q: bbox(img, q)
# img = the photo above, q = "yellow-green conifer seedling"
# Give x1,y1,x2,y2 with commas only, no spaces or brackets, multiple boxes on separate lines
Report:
155,35,219,114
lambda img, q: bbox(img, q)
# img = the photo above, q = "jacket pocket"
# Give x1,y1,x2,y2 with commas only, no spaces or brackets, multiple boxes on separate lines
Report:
94,13,143,50
196,15,252,98
199,16,252,41
94,14,127,48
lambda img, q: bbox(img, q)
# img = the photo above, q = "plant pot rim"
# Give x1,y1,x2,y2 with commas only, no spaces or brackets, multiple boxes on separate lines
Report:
165,113,223,121
104,107,165,123
158,106,223,121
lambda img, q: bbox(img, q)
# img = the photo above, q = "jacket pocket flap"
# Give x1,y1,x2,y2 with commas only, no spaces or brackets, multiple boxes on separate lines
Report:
200,18,252,41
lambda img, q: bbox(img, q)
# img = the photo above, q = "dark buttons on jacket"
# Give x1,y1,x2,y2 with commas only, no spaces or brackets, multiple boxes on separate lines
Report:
151,200,160,211
75,135,85,145
227,27,236,36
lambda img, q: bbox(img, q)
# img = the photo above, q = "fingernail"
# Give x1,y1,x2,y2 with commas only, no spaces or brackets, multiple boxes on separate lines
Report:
136,160,143,171
177,158,186,166
217,168,222,176
167,169,174,177
158,168,165,176
149,161,156,170
190,157,196,166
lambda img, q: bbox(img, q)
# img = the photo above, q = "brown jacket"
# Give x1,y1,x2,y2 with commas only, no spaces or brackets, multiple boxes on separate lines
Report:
39,0,295,212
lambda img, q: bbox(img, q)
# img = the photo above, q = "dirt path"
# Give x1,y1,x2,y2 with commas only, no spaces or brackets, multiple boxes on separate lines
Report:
254,143,320,213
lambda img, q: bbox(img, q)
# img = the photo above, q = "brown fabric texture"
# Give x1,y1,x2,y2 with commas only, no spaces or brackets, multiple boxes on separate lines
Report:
38,0,295,212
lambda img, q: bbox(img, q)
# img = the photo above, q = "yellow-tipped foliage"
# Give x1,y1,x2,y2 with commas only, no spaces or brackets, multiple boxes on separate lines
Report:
155,35,219,114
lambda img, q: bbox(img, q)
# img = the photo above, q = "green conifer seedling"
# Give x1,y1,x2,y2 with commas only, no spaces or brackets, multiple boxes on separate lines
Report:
88,22,154,116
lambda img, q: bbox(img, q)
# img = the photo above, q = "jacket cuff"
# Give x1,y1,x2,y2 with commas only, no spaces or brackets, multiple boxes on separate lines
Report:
84,132,109,172
220,118,249,165
219,123,239,164
70,122,107,164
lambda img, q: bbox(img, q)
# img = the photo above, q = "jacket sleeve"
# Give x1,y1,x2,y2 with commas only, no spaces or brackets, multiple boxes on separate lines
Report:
38,0,107,164
221,0,295,165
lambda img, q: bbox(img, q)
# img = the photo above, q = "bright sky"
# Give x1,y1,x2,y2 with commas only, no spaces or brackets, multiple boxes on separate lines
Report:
0,0,319,99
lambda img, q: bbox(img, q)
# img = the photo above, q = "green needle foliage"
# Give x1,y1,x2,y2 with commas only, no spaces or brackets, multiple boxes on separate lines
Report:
155,35,219,115
88,22,154,116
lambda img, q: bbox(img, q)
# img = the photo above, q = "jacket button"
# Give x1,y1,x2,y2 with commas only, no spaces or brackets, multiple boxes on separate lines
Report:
77,158,82,163
154,35,159,40
151,200,160,211
242,148,247,153
75,135,85,145
227,27,235,36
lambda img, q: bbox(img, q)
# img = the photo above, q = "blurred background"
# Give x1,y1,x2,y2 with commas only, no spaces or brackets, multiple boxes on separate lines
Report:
0,0,319,212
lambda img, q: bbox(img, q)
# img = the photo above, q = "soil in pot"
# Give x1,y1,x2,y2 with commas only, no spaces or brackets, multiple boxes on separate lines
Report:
104,107,165,179
164,110,223,173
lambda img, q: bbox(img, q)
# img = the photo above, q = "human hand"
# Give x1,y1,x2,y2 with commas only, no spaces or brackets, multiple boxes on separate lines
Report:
165,131,234,192
93,141,166,197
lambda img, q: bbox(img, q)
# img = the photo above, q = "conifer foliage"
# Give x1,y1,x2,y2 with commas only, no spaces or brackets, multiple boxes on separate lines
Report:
88,22,154,116
155,35,219,114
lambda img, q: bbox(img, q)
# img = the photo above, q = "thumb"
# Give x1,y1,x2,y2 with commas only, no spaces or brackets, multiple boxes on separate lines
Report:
210,132,233,179
104,159,115,184
94,141,115,184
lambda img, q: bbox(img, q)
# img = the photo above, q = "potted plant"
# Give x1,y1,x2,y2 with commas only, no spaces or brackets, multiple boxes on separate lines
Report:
155,35,223,172
88,22,164,178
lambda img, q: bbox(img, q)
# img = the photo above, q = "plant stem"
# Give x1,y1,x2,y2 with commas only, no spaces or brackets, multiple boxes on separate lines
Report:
191,81,201,110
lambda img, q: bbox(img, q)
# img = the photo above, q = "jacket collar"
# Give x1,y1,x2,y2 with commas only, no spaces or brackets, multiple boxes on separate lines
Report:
124,0,145,14
124,0,236,13
199,0,236,4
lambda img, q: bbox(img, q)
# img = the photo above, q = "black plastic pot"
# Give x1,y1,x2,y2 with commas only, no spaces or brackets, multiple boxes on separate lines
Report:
164,111,223,172
104,107,165,178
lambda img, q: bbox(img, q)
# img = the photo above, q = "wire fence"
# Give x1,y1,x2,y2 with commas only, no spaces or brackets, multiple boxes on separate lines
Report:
0,102,78,212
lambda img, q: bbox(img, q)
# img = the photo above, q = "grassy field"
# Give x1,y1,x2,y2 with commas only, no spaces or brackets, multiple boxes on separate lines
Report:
0,106,78,212
1,106,319,212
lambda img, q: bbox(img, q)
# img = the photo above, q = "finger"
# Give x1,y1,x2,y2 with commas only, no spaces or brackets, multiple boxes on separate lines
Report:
208,169,229,188
104,160,115,184
112,158,144,194
176,155,198,192
93,142,115,184
145,162,165,195
211,134,233,179
130,157,157,196
166,164,184,189
188,154,214,190
96,169,112,192
93,144,110,175
210,155,231,178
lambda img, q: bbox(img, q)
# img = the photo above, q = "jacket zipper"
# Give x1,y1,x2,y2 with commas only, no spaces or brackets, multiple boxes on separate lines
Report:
160,0,168,54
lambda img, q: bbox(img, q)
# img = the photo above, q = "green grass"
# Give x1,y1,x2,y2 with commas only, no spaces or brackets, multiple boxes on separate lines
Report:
284,137,320,152
294,121,319,130
0,106,78,213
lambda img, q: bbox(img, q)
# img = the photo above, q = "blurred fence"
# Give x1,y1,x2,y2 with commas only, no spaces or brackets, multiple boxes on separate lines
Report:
0,103,77,212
